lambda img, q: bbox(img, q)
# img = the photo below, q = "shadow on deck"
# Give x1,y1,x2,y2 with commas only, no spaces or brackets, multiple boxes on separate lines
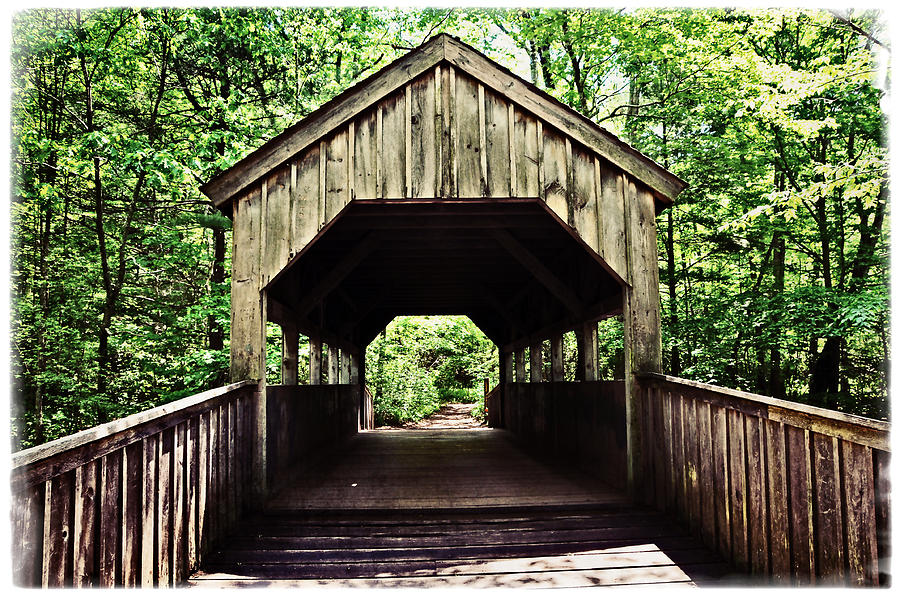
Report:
189,429,738,588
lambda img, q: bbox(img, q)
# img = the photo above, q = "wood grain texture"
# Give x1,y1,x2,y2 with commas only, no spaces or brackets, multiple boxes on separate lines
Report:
353,111,377,199
514,108,540,198
842,441,878,585
381,92,406,198
455,73,482,197
43,471,74,587
410,73,437,198
764,419,790,582
483,87,511,196
99,451,120,586
73,462,98,587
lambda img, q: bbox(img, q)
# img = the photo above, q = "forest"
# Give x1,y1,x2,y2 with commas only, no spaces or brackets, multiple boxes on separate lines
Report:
10,7,889,449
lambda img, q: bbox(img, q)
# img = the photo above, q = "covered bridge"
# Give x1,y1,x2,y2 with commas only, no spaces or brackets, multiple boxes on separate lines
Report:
10,35,890,588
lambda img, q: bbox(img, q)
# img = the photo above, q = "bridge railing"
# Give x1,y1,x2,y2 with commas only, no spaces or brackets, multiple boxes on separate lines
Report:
637,372,890,586
9,380,257,588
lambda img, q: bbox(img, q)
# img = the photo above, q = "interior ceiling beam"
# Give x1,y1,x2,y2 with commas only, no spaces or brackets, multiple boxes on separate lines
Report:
492,228,583,314
479,284,527,339
267,294,359,353
501,291,623,353
291,232,379,318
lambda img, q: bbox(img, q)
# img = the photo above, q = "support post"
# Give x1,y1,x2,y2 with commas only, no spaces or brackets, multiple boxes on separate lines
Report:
515,347,526,383
340,350,351,384
328,345,340,384
281,323,299,385
309,335,322,385
530,340,543,383
623,180,663,501
582,321,598,381
550,334,565,382
252,291,268,502
499,349,513,428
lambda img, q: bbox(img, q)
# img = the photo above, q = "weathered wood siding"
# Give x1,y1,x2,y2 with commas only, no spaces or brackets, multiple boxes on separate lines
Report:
10,382,257,587
638,373,890,586
266,384,360,492
502,381,627,490
229,68,647,381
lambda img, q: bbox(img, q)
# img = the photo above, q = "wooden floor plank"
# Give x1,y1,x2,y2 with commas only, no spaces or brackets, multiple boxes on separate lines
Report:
190,429,733,588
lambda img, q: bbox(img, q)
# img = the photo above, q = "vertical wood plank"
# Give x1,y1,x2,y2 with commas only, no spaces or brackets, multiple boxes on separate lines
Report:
141,435,157,587
156,431,172,587
572,145,599,251
99,451,121,587
515,347,526,383
291,145,321,252
376,104,383,196
514,109,539,197
227,400,237,526
230,186,263,382
745,416,770,576
550,334,564,382
813,433,844,583
786,425,815,583
42,472,74,587
207,408,218,550
405,84,413,198
185,417,199,575
309,335,323,384
217,404,228,541
536,120,544,200
529,340,542,383
73,462,99,587
410,72,437,198
381,92,406,198
484,88,511,197
441,65,454,197
318,140,326,228
727,409,749,572
685,398,702,534
121,443,142,586
353,111,377,199
711,404,731,559
542,127,567,220
347,121,355,200
328,345,340,384
697,400,716,548
598,160,627,278
508,103,517,196
13,482,45,586
172,423,186,584
197,411,209,561
325,129,349,222
455,74,481,197
671,393,686,521
765,419,791,582
582,321,597,381
873,449,890,587
478,83,487,195
843,441,878,586
262,167,291,283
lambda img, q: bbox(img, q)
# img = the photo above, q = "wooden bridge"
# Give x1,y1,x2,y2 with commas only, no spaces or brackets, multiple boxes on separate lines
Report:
10,34,890,588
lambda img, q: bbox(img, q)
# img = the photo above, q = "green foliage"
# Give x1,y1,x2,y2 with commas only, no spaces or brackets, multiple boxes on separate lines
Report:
10,7,890,452
366,317,497,426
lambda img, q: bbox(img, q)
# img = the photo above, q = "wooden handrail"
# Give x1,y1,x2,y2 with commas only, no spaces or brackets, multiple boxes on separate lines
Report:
637,372,889,451
11,380,257,488
10,381,257,587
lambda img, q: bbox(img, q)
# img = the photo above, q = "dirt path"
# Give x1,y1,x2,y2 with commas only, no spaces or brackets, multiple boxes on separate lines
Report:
376,403,485,430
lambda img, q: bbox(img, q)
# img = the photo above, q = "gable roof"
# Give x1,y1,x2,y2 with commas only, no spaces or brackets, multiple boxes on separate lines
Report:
201,33,686,208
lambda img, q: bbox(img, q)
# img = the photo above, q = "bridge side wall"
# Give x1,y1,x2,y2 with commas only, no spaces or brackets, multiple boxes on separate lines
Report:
638,373,890,586
266,384,360,493
10,382,257,587
502,381,627,490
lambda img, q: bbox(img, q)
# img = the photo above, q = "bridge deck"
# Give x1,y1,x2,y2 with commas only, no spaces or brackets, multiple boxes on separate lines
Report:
189,429,735,588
